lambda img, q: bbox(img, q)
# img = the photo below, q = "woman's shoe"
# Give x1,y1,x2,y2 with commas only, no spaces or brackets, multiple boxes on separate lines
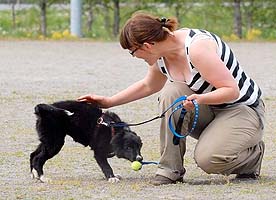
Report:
151,175,183,186
235,173,259,180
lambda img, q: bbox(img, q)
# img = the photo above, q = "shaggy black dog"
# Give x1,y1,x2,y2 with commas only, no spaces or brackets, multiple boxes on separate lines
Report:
30,100,143,183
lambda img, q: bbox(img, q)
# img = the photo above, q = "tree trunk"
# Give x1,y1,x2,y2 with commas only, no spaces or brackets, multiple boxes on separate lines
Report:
40,0,47,37
245,0,254,30
113,0,120,37
11,0,16,29
86,0,94,32
103,2,111,35
233,0,242,38
175,3,180,24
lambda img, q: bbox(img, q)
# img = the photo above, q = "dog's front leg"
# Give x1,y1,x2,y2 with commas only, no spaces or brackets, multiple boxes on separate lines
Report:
94,152,120,183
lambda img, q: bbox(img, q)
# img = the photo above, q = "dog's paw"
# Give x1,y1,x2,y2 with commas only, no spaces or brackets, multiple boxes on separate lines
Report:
31,169,51,183
108,175,121,183
39,175,52,183
108,177,120,183
114,174,122,180
31,169,39,179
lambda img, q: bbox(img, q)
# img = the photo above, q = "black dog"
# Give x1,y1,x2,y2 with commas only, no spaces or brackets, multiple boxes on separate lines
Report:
30,100,143,183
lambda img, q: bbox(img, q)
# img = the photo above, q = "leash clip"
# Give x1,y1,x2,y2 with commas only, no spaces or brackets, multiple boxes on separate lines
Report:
97,117,109,127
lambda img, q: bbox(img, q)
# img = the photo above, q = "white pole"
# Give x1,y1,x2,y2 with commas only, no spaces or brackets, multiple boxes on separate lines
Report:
70,0,82,37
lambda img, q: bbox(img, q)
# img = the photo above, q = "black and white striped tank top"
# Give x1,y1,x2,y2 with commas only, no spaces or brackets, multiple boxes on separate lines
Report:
157,28,261,107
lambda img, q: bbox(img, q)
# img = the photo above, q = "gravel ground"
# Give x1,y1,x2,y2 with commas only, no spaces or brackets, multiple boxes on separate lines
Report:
0,41,276,200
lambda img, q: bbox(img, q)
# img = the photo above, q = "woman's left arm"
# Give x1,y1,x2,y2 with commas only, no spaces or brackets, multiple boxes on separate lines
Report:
184,38,239,109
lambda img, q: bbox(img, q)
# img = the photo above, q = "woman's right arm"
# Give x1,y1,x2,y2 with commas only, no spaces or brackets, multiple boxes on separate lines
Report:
77,64,167,108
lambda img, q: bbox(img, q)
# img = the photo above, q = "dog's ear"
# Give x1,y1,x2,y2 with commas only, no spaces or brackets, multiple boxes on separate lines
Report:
110,131,124,148
110,131,125,158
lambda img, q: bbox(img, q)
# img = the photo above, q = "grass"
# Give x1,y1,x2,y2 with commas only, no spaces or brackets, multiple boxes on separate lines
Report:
0,4,275,41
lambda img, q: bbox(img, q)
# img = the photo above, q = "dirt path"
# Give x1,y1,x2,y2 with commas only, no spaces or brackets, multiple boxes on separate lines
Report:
0,41,276,200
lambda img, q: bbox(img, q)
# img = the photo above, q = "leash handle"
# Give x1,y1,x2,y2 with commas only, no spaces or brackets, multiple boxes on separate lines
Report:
160,96,187,117
168,98,199,138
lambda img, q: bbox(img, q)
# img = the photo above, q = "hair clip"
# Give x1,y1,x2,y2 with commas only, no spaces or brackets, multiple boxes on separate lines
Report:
161,17,167,26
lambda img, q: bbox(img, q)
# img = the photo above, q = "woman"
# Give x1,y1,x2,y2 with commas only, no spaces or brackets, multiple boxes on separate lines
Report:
78,12,265,186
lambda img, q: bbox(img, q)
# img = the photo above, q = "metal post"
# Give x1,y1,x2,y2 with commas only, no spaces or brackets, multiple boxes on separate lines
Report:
70,0,82,37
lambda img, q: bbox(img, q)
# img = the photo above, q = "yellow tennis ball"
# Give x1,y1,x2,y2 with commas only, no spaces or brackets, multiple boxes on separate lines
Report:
131,161,142,171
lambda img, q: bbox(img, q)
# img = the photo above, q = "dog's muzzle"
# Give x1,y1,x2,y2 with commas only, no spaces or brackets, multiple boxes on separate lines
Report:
136,155,143,162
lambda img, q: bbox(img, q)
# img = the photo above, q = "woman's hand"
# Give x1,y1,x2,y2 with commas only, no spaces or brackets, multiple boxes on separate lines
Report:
77,94,112,108
183,94,201,111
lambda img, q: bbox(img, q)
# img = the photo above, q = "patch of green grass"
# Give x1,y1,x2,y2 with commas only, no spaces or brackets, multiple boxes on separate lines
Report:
239,188,256,194
264,96,276,101
13,151,25,158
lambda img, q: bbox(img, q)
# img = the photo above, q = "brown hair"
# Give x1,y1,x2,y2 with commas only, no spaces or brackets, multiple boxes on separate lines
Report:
120,12,178,49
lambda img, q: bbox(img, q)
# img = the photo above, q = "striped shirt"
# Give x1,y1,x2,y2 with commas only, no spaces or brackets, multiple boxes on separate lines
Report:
157,28,261,108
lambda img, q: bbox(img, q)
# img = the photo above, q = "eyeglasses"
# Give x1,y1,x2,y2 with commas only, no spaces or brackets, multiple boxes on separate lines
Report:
129,47,140,56
129,43,155,56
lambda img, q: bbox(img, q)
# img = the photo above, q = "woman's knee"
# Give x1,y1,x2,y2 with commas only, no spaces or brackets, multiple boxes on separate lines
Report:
194,148,215,174
194,147,236,174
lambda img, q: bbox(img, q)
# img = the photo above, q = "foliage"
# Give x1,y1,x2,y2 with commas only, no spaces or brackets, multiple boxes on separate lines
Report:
0,0,275,40
246,29,262,41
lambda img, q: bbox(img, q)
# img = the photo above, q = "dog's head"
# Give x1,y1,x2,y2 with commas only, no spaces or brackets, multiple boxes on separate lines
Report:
111,126,143,162
102,111,143,162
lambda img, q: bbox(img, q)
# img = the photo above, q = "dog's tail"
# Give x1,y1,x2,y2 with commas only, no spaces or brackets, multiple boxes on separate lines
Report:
34,103,74,117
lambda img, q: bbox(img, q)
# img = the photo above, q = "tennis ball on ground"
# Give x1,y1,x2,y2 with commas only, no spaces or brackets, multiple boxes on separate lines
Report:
131,161,142,171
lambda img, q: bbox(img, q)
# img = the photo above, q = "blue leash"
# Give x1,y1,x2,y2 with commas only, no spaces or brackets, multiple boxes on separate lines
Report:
141,161,159,165
109,96,199,139
126,96,200,168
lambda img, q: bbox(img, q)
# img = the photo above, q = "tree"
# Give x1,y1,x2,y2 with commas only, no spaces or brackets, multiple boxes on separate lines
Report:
103,0,111,36
112,0,119,37
243,0,255,30
85,0,94,32
37,0,70,37
233,0,242,38
39,0,47,36
162,0,193,25
9,0,18,29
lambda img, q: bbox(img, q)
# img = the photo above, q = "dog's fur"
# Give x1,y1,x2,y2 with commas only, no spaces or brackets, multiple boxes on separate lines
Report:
30,100,143,183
